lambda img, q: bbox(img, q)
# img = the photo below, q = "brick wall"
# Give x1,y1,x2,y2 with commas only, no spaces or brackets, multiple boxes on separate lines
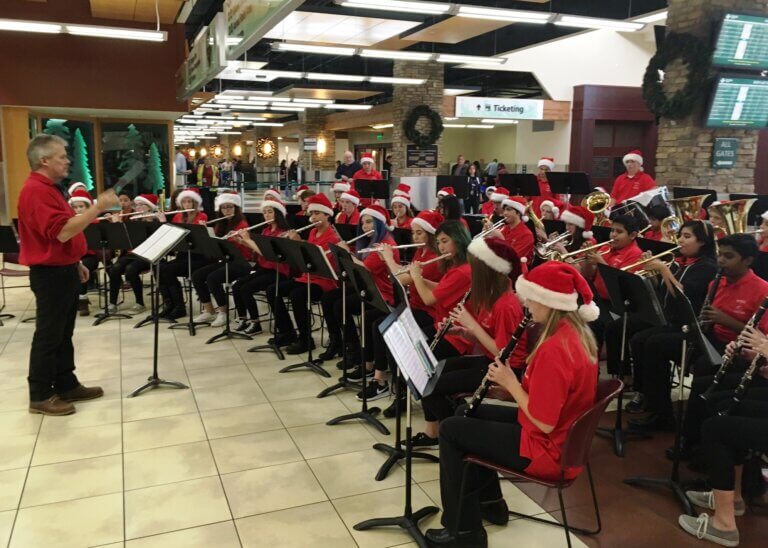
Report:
299,110,336,172
391,60,445,177
656,0,768,193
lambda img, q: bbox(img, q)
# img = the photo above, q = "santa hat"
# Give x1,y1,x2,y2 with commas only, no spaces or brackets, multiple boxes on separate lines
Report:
761,210,768,222
134,194,158,210
264,188,282,202
412,210,444,234
214,191,241,210
306,193,334,216
391,195,411,208
437,186,455,198
537,157,555,171
260,198,287,217
360,204,392,230
393,184,411,198
176,187,203,210
502,196,529,223
623,150,644,168
293,185,311,200
468,236,521,277
594,186,608,194
539,199,560,219
360,153,375,164
491,187,510,202
68,189,92,206
68,182,88,195
340,189,361,206
332,180,351,193
485,186,497,196
560,205,595,239
515,261,600,322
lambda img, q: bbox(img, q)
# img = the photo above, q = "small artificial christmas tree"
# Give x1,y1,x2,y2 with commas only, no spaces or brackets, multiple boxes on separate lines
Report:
117,123,146,190
69,128,94,191
145,142,165,194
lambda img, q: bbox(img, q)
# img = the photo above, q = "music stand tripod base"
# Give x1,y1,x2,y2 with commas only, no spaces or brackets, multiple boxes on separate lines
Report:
135,314,176,329
128,376,189,398
248,340,285,361
372,442,439,481
316,376,361,398
93,310,131,325
280,359,330,377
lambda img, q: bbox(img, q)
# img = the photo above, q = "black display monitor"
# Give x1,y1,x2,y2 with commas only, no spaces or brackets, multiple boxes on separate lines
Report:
712,13,768,71
705,74,768,129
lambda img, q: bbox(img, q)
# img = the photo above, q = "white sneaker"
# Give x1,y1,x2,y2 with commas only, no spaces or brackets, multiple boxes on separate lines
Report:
129,304,146,315
107,304,118,314
211,312,228,328
193,312,216,324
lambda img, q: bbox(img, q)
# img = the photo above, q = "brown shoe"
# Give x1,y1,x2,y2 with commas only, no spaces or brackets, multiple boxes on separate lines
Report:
30,395,76,416
78,299,90,317
60,384,104,402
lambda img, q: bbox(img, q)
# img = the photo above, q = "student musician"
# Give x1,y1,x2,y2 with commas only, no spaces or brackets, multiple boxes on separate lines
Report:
411,237,527,448
526,157,556,215
230,198,291,335
425,261,599,547
480,186,497,217
267,193,340,353
330,180,350,212
539,199,561,221
551,205,596,257
610,150,657,207
758,211,768,252
294,185,312,217
484,196,535,263
158,188,209,319
69,189,99,316
117,192,134,218
352,153,383,207
191,192,251,327
106,194,160,315
438,192,470,230
335,189,361,226
391,193,413,230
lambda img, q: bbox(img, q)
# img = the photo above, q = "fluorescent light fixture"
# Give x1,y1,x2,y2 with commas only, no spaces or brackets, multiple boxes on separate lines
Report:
199,136,218,140
216,94,243,100
634,11,667,24
555,15,644,31
273,42,356,56
444,124,466,128
305,72,367,82
457,7,551,24
360,49,432,61
226,37,242,46
369,76,425,85
481,119,518,124
238,69,304,80
444,117,458,121
437,54,506,66
444,88,478,96
234,115,267,121
216,131,242,135
467,124,494,129
371,123,394,129
215,99,269,106
219,89,274,97
271,102,306,108
269,106,306,112
0,19,61,33
292,98,334,104
66,24,167,42
323,104,373,110
250,123,285,127
339,0,450,15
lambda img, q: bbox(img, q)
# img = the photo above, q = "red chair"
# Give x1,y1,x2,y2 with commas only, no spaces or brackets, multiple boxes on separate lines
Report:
455,378,623,548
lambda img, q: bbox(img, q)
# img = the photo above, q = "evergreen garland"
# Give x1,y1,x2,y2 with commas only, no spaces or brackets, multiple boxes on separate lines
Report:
403,105,443,147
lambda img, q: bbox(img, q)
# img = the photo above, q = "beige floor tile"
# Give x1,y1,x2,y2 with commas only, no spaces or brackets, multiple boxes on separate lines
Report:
0,510,14,548
400,456,441,483
123,413,206,453
236,501,356,548
0,468,26,511
80,376,124,401
244,360,316,379
332,485,442,548
289,422,376,460
125,520,240,548
40,397,122,432
500,481,557,517
186,363,255,389
200,403,282,439
10,493,123,548
123,441,217,490
182,348,244,370
120,355,186,378
222,461,327,518
259,375,330,402
122,388,197,422
308,449,406,499
209,429,302,474
193,381,267,411
0,409,42,436
0,387,28,413
270,395,350,428
0,434,36,471
124,476,231,540
21,454,122,508
486,515,588,547
32,423,122,466
0,368,28,391
418,479,442,507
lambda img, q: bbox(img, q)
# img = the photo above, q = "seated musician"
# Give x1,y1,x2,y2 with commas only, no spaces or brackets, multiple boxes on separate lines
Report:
643,204,671,241
191,192,251,328
69,189,99,317
495,196,535,263
527,157,557,215
425,261,599,547
554,205,596,259
438,192,470,230
486,187,508,222
294,185,313,216
351,153,383,207
480,186,497,217
609,150,657,208
331,180,350,212
758,211,768,252
410,237,526,447
267,194,340,353
117,191,134,219
230,198,291,336
335,189,361,225
157,188,209,319
539,199,561,221
391,194,413,230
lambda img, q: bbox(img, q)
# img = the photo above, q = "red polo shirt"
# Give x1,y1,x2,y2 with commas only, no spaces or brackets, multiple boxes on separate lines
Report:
336,209,360,225
255,225,290,277
592,241,644,300
352,169,383,207
172,211,208,225
642,228,663,241
432,263,472,328
481,201,495,216
18,172,87,266
710,270,768,344
362,235,399,305
610,171,656,205
501,221,534,262
409,248,443,317
296,226,340,291
396,217,413,230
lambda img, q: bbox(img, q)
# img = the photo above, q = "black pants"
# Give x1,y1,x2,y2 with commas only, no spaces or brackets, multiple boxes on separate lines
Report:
439,405,531,531
108,255,148,306
28,264,81,401
422,356,487,422
629,325,685,415
199,186,215,217
233,269,287,319
267,280,323,340
191,260,251,307
465,194,480,214
159,252,207,292
80,254,100,296
321,288,388,366
588,296,613,351
704,397,768,490
604,316,652,378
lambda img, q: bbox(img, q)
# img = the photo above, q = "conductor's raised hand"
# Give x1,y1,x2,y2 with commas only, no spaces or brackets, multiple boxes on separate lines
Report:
95,189,119,212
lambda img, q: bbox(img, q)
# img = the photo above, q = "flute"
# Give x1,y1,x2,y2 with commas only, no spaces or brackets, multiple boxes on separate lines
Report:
430,289,472,352
129,208,197,220
358,242,426,254
394,252,450,276
221,220,273,240
282,221,321,236
324,230,375,255
205,215,234,225
97,210,135,220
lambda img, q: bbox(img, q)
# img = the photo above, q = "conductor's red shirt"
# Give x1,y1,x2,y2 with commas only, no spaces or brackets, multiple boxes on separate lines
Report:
610,171,656,205
18,172,87,266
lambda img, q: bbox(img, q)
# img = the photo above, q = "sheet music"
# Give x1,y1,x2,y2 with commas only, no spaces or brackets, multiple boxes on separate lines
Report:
131,224,189,264
382,308,438,396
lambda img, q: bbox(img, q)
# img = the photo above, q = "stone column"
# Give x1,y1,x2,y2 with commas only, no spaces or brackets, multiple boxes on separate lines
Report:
299,109,336,175
391,60,445,177
655,0,766,193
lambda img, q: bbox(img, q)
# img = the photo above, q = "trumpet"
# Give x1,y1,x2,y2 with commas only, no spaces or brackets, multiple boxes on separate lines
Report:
358,242,426,254
472,219,505,240
620,246,681,277
550,239,615,263
394,252,451,276
535,232,573,259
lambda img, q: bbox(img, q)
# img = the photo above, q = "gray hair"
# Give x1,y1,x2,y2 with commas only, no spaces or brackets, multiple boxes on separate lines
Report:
27,134,67,170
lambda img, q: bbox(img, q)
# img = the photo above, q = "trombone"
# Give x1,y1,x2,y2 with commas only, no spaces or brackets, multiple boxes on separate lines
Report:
550,239,614,263
621,246,681,277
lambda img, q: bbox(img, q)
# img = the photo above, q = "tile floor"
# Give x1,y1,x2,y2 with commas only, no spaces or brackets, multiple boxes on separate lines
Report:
0,275,596,547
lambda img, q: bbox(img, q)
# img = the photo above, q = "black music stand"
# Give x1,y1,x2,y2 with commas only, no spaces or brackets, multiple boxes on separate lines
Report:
392,228,415,263
290,214,312,237
547,172,591,204
354,305,443,546
247,234,287,360
591,225,612,243
624,285,700,516
461,215,485,238
130,223,172,329
128,224,190,397
0,226,20,324
272,237,334,378
334,224,357,243
597,264,666,457
543,219,566,236
355,178,389,204
436,175,470,200
205,238,253,344
325,247,390,435
497,173,539,197
91,223,133,325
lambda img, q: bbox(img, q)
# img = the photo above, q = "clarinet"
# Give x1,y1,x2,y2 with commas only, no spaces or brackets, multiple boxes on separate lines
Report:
718,353,764,416
465,311,532,417
698,268,723,327
429,289,472,352
701,295,768,401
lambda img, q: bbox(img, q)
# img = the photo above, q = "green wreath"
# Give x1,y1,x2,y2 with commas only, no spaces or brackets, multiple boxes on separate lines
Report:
403,104,444,147
642,32,712,120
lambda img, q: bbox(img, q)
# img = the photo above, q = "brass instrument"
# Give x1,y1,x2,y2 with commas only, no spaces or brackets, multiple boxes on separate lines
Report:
430,289,472,352
472,219,505,240
660,216,681,243
621,246,681,277
394,252,451,276
535,232,573,259
667,195,709,223
582,190,611,226
708,198,757,236
526,201,545,232
550,239,614,263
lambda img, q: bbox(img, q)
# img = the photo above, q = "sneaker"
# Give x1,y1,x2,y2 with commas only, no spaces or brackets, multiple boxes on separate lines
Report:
357,381,390,401
678,513,739,547
234,319,250,332
211,312,228,328
405,432,439,447
346,366,374,381
625,392,647,414
129,304,146,315
194,311,216,324
686,491,746,517
244,322,263,335
107,304,118,314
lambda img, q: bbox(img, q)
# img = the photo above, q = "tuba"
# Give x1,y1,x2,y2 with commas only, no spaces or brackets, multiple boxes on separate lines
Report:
582,190,611,226
708,198,757,235
667,195,709,223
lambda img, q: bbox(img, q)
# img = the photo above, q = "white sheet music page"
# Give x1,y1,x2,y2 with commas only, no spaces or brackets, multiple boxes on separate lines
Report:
132,224,189,264
382,308,438,396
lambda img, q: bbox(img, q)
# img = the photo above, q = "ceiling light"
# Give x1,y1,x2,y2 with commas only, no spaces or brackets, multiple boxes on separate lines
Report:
216,131,242,135
369,76,425,85
269,106,305,112
217,94,243,100
226,37,242,46
292,98,334,104
66,24,166,42
437,54,506,66
215,99,269,106
481,119,518,124
0,19,61,33
250,123,285,127
467,124,494,129
339,0,450,15
323,104,373,110
634,11,667,24
273,42,356,56
457,7,551,24
555,15,644,31
234,115,267,121
444,124,466,128
305,72,367,82
371,123,394,129
361,49,432,61
219,89,273,97
444,117,458,121
271,102,306,108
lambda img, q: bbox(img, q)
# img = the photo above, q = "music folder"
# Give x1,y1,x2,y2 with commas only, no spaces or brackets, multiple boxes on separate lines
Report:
598,264,666,326
497,173,539,196
547,172,591,196
131,224,190,265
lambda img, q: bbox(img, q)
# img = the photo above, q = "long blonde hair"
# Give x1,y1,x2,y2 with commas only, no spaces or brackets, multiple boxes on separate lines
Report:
527,308,598,365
